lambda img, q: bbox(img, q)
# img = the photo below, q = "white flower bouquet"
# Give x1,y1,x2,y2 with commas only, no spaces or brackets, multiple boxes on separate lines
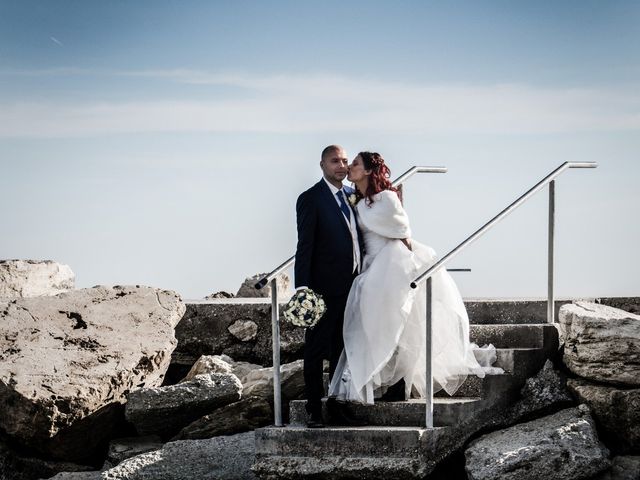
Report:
283,288,326,328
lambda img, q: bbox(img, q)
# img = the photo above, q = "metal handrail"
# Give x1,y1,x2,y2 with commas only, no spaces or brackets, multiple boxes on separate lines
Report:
410,161,597,429
258,165,447,427
254,165,447,290
411,162,597,289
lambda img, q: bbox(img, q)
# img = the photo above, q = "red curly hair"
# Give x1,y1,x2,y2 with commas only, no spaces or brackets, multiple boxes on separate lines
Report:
357,151,398,206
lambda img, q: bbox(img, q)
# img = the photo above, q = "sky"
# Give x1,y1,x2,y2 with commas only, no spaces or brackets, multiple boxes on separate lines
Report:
1,1,638,300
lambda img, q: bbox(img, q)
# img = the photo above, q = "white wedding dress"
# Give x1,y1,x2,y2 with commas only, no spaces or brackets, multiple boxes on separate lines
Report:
328,190,502,404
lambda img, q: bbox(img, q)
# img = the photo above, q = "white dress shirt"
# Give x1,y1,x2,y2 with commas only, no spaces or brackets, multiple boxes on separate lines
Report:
322,177,361,274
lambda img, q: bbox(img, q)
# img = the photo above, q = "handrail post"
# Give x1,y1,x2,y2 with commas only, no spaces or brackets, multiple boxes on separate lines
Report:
425,277,433,428
270,278,283,426
547,180,555,323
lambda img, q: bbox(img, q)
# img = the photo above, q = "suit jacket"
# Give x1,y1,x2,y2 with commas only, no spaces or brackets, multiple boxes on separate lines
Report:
294,179,365,297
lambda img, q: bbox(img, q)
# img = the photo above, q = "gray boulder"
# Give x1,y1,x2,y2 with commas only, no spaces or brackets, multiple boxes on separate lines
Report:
125,373,242,437
180,354,263,384
465,405,610,480
100,432,256,480
242,360,304,402
227,357,264,383
172,360,301,440
174,395,272,440
594,456,640,480
508,359,574,419
559,302,640,386
104,435,163,469
0,285,184,461
236,272,291,299
0,259,74,299
180,354,234,381
568,379,640,453
204,291,234,299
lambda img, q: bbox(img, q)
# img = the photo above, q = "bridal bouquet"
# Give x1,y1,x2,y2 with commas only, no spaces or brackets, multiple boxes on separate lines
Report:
283,288,326,328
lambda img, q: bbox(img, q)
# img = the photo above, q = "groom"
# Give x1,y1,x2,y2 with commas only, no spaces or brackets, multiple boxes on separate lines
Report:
295,145,364,428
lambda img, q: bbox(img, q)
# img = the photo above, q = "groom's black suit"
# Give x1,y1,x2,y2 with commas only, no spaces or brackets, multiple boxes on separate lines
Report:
295,179,364,416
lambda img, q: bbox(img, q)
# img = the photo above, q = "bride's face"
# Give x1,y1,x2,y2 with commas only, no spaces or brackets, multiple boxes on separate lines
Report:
348,155,371,183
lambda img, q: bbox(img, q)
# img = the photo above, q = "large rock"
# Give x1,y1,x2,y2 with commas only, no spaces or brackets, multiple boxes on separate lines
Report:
125,373,242,437
507,360,574,419
559,301,640,386
174,303,304,366
174,395,272,440
236,272,291,299
104,435,163,469
0,259,74,298
568,379,640,453
243,360,304,402
0,285,184,461
465,405,610,480
594,456,640,480
100,432,256,480
181,354,261,384
181,354,233,379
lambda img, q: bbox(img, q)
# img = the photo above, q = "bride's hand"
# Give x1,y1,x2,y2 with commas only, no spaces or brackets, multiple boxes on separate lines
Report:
401,238,412,251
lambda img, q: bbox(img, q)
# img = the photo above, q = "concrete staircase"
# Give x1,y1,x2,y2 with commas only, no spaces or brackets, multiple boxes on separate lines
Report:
253,303,561,479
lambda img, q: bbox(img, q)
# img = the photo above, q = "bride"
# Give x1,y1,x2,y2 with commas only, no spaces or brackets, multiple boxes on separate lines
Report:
328,151,500,405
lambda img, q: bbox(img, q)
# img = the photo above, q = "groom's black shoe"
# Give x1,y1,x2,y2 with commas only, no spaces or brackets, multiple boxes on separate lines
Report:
379,379,406,402
306,411,325,428
326,398,367,426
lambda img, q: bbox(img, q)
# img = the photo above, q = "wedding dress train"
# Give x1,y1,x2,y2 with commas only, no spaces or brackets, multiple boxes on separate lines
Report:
328,190,501,404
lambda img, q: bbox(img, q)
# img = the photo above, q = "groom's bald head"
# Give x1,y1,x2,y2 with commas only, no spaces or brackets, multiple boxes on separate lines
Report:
321,145,344,162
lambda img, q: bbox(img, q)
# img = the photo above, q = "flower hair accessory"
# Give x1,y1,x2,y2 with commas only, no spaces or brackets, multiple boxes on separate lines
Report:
283,288,326,328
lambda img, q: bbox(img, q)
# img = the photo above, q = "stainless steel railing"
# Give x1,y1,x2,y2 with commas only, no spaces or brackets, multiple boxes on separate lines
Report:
256,165,447,426
410,161,597,429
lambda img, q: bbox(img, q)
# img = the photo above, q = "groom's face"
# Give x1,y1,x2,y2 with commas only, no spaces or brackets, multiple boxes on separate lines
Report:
320,148,349,184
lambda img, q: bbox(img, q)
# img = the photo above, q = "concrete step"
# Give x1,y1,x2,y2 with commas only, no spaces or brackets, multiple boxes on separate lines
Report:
253,424,448,479
469,323,558,349
320,347,549,399
289,397,483,427
256,424,439,457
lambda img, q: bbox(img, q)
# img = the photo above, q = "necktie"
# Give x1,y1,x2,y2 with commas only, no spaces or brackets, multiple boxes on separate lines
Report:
336,190,351,221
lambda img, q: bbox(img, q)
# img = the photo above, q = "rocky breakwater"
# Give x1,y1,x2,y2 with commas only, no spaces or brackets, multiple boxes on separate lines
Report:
170,354,304,440
559,301,640,454
0,285,185,463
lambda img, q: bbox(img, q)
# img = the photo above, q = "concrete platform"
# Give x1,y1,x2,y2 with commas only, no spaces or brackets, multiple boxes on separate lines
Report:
253,425,448,480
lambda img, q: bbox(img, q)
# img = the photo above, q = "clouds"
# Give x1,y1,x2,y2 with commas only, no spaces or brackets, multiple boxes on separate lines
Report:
1,69,639,138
